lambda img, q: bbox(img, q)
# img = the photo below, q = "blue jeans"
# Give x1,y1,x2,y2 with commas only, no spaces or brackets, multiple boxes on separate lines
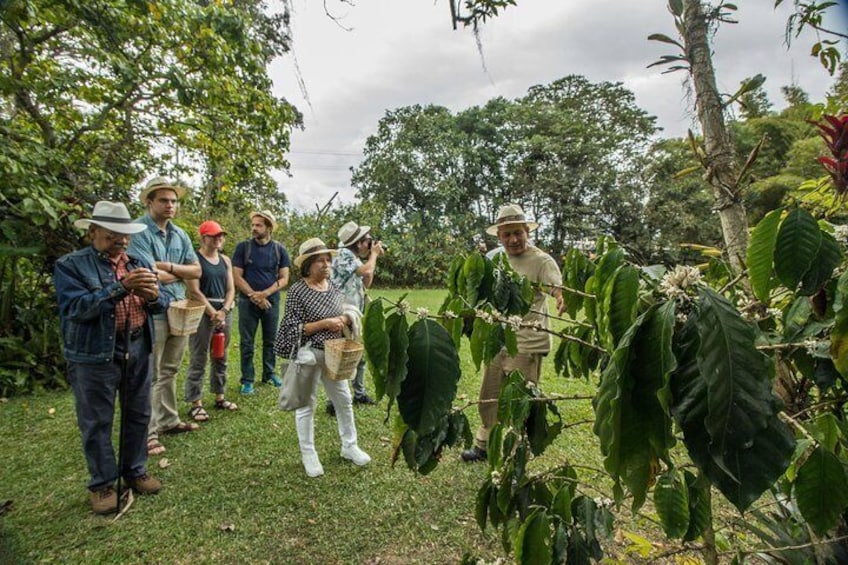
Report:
239,293,279,384
351,359,367,399
67,332,152,491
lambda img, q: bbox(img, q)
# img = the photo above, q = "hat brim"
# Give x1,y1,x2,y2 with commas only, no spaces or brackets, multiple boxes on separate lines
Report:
341,225,371,247
74,218,148,234
486,220,539,236
294,249,338,268
200,231,227,237
250,211,277,230
139,184,186,204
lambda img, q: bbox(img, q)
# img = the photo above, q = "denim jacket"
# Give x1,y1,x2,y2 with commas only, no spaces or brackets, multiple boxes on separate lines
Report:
54,246,169,364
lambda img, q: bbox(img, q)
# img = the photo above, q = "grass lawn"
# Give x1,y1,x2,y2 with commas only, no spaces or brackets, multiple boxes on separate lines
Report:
0,288,606,564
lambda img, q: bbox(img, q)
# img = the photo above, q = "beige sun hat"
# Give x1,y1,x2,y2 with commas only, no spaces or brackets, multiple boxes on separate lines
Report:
293,237,338,268
138,176,187,203
73,201,147,234
250,210,277,231
485,203,540,236
337,221,371,247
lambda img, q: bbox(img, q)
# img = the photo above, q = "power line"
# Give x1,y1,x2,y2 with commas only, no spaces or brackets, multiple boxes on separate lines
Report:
289,150,361,156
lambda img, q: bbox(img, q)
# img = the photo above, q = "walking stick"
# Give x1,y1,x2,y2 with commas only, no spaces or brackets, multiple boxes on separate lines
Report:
114,295,134,519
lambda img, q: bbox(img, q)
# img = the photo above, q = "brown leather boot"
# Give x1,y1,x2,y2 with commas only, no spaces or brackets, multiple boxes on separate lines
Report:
90,486,118,515
124,474,162,495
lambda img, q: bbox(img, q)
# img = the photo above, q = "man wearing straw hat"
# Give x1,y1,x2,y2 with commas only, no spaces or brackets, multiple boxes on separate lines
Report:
55,201,168,514
461,203,565,463
232,210,290,395
128,176,201,455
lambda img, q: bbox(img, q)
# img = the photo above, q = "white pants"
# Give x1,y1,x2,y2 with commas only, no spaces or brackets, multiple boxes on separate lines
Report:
293,350,358,455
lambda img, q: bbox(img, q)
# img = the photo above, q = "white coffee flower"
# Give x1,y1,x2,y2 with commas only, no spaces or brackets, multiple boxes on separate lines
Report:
415,307,429,320
490,470,502,483
834,224,848,244
397,300,410,316
506,315,523,330
804,338,823,356
442,310,458,319
659,265,703,300
475,309,494,324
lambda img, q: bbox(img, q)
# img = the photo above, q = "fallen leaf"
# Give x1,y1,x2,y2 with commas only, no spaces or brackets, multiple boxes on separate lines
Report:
307,519,316,525
379,436,390,443
1,397,9,403
47,408,56,417
219,523,235,532
158,458,170,469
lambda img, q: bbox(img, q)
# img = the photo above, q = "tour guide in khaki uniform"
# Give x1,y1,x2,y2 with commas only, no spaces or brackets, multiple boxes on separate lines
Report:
128,176,202,456
462,203,564,463
55,201,168,514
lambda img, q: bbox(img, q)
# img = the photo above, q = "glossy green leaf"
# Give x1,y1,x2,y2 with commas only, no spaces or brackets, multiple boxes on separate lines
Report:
363,300,390,400
469,315,490,371
653,469,690,539
605,265,640,349
515,510,552,565
475,478,492,531
683,470,711,542
670,310,795,511
800,231,842,296
746,208,782,302
795,446,848,536
464,252,486,306
384,313,409,409
593,303,677,510
774,207,821,291
397,319,461,436
695,287,776,461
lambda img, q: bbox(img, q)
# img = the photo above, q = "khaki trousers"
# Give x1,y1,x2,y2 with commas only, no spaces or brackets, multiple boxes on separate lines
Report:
474,350,542,450
149,318,189,437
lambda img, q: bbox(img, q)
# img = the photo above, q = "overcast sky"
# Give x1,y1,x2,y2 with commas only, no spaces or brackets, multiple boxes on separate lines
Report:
269,0,846,212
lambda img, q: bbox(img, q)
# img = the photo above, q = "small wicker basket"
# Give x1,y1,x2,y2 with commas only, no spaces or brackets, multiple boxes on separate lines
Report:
324,338,364,381
167,299,206,336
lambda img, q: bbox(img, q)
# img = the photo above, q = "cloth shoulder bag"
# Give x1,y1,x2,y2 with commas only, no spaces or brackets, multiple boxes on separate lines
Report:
277,325,315,411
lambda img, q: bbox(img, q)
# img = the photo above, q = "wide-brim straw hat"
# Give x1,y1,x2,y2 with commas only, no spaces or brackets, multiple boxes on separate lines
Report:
73,201,147,234
294,237,338,268
251,210,277,231
337,220,371,247
485,203,540,236
139,176,186,203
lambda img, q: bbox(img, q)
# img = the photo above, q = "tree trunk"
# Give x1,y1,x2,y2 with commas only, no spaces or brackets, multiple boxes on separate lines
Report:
682,0,748,274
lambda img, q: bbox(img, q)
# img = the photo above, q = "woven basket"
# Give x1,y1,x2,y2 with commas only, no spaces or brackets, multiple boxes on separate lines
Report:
324,338,364,381
167,299,206,336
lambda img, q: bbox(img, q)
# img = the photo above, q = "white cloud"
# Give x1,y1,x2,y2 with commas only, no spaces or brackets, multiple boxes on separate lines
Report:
269,0,840,211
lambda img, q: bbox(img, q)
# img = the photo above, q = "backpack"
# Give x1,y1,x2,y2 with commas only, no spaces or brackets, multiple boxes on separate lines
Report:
242,239,285,270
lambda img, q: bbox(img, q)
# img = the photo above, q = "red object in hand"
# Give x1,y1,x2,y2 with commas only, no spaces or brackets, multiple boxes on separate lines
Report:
211,329,226,360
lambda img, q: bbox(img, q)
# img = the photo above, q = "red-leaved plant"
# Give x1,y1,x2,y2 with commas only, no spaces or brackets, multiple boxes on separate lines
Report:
813,114,848,196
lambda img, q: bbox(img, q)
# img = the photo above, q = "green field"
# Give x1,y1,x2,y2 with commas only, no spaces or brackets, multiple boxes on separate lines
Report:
0,289,605,564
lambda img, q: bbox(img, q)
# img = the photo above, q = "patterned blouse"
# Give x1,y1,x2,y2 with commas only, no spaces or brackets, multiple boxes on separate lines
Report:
274,279,345,358
331,248,365,311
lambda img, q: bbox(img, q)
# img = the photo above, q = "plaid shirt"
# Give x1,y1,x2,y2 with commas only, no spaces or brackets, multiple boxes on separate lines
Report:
110,252,147,331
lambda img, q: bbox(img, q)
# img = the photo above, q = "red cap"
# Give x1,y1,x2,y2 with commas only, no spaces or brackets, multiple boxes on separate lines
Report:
198,220,227,237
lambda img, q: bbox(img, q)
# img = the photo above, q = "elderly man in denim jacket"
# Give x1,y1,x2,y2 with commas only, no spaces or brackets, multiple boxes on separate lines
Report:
55,201,169,515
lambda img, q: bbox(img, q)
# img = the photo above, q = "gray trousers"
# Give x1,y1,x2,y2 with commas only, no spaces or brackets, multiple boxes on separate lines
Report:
185,311,233,402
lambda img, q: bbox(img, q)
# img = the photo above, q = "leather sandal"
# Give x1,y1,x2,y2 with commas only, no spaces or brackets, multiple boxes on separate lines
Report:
188,405,210,422
161,421,200,435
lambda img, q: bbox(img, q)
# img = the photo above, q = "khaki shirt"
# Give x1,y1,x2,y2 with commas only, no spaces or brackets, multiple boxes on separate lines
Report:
507,246,562,354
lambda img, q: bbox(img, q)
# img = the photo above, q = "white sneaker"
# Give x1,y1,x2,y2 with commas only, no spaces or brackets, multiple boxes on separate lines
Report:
340,445,371,466
302,451,324,477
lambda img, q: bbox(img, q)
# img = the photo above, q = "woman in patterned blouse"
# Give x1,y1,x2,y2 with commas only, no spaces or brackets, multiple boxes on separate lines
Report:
274,238,371,477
